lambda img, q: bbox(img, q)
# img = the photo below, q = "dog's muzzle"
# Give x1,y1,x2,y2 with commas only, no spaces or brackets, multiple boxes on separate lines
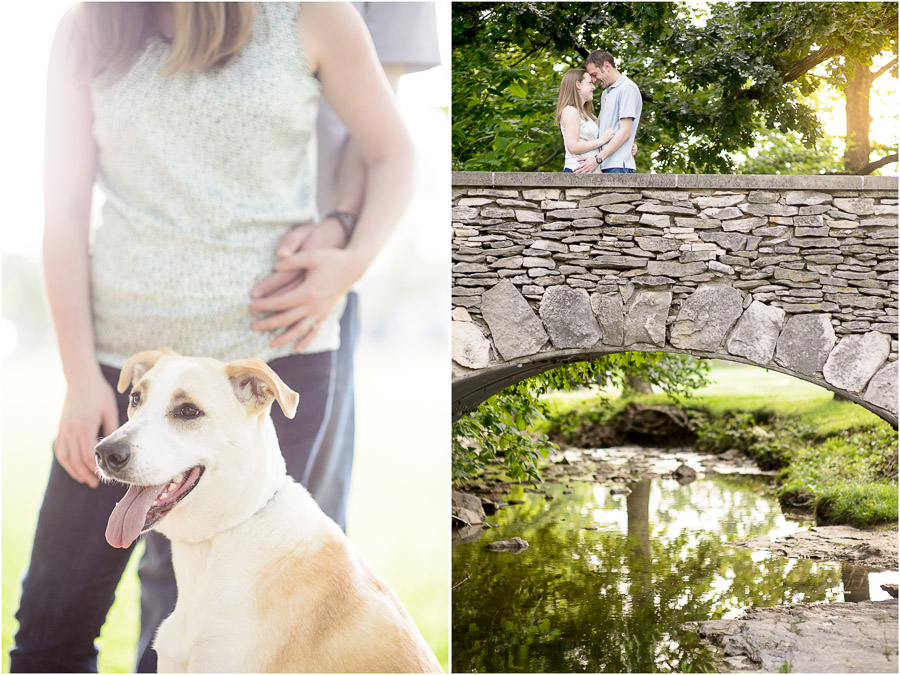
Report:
96,437,132,475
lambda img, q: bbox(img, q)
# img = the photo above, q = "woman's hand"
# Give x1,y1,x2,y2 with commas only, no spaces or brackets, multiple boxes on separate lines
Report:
599,128,616,145
250,233,364,352
632,143,638,156
55,370,119,488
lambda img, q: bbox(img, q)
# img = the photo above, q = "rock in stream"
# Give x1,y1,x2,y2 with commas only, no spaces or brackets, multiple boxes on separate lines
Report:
728,525,898,570
485,537,529,552
692,599,897,672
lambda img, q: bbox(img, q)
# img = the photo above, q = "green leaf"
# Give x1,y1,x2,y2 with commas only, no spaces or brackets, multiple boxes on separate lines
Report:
508,81,528,98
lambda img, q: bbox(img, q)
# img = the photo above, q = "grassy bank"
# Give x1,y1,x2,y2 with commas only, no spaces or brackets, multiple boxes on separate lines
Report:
542,361,898,529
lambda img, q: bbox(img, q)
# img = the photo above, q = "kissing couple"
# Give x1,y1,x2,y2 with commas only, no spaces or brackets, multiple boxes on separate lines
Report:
555,49,643,174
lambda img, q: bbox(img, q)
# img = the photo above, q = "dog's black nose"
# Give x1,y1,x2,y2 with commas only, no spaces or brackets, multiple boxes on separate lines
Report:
96,437,131,473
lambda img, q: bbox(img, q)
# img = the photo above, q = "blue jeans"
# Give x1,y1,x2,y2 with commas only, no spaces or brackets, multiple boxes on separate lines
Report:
601,167,635,173
11,299,358,672
305,292,359,530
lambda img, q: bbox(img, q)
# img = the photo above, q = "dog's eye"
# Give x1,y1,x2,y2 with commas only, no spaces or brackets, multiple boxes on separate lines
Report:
130,391,141,407
175,403,204,419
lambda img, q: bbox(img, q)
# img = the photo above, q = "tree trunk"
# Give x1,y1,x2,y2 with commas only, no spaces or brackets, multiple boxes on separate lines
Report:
625,374,653,395
843,60,875,173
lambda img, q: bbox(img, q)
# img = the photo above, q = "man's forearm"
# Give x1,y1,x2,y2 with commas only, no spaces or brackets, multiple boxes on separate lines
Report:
325,64,405,219
600,119,634,160
343,137,415,275
328,140,366,216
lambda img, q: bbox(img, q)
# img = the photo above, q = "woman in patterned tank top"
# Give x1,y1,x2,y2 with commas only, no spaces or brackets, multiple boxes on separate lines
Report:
11,3,414,672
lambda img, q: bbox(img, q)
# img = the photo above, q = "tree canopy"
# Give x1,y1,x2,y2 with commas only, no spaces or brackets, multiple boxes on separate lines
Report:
452,1,898,174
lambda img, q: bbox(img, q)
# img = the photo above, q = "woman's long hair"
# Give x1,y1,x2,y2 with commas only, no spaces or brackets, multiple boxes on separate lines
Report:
553,68,596,127
77,2,255,79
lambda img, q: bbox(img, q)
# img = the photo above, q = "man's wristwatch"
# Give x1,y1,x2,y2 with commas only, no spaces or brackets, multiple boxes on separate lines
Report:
325,210,358,240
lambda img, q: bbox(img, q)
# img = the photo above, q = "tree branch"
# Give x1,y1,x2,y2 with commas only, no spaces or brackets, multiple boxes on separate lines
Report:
873,57,899,81
528,147,563,172
738,11,897,101
780,43,844,84
854,152,899,175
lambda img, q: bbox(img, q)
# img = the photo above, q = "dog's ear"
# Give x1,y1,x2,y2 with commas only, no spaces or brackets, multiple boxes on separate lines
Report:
117,348,180,393
225,359,299,419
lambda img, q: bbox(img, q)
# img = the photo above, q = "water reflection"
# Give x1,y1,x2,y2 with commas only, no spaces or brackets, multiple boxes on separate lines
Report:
452,474,861,673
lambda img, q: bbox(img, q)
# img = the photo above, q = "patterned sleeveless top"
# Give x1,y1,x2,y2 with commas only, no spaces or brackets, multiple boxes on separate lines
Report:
561,108,601,172
90,2,344,367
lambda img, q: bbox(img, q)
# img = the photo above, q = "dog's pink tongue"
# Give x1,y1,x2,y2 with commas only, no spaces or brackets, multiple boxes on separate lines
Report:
105,484,161,548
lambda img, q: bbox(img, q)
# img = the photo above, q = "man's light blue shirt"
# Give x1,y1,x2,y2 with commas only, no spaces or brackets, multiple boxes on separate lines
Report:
597,74,642,171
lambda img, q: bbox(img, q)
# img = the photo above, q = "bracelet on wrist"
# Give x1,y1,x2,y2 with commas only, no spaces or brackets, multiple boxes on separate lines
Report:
325,210,358,240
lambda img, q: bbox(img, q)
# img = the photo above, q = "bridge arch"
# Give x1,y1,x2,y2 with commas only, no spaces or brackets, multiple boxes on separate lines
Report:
452,173,898,425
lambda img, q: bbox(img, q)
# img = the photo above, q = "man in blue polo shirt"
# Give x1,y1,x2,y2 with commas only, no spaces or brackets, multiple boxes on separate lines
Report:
574,49,643,173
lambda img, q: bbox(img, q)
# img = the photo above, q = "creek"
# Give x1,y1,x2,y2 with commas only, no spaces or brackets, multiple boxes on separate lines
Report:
452,446,897,673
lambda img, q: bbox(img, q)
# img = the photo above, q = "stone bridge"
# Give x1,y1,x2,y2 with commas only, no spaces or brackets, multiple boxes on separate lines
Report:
451,173,898,426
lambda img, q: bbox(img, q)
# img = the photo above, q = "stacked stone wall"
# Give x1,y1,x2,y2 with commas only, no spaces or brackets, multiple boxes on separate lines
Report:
451,173,898,421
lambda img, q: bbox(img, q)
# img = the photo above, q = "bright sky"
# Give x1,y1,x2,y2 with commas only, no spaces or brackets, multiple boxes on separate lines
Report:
0,1,451,260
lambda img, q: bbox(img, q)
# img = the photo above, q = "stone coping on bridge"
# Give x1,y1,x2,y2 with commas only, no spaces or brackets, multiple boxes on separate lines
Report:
452,172,898,191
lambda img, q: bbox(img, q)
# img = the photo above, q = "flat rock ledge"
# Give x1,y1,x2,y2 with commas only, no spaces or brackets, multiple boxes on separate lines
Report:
691,599,897,673
727,525,898,571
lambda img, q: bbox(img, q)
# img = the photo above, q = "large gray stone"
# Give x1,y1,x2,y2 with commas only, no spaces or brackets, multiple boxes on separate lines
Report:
670,283,744,351
585,256,648,269
636,203,698,216
833,197,875,215
784,191,832,205
698,231,747,251
864,361,898,415
823,332,891,393
515,209,544,223
590,292,625,346
452,491,485,526
646,261,707,277
539,286,601,349
694,600,897,675
774,314,836,377
636,236,682,253
547,207,601,219
481,280,548,360
623,289,672,347
693,195,745,209
452,206,478,221
452,320,492,369
725,300,786,364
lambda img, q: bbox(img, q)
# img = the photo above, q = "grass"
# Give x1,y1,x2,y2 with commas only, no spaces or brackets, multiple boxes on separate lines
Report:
545,360,883,432
2,343,449,672
543,360,898,529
